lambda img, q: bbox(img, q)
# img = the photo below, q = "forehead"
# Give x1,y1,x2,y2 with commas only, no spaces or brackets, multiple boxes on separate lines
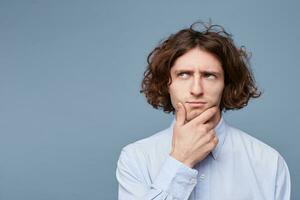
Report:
171,48,223,72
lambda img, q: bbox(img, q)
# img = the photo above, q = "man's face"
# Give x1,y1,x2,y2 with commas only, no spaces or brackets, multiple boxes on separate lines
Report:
168,48,224,122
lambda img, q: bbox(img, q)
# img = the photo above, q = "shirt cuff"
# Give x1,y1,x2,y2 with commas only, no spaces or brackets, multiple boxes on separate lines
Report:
152,155,198,200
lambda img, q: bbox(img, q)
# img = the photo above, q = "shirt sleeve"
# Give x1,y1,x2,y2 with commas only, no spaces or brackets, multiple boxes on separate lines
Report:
274,154,291,200
116,147,198,200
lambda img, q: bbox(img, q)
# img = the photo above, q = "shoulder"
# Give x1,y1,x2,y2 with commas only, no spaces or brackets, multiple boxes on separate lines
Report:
226,123,282,168
227,124,279,156
116,126,172,182
119,126,172,161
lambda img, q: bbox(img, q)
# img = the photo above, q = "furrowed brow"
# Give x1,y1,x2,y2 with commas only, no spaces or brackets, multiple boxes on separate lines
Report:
174,69,194,73
201,70,221,76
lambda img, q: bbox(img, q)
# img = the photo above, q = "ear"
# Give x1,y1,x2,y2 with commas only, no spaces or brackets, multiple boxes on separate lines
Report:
167,76,173,92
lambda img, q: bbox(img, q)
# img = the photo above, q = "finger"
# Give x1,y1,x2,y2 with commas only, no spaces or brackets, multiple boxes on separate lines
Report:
204,113,221,130
191,106,219,125
213,135,219,145
175,102,186,126
203,120,217,132
210,134,219,148
206,130,218,148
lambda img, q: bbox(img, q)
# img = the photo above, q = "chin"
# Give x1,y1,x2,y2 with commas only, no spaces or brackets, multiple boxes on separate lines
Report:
186,109,203,121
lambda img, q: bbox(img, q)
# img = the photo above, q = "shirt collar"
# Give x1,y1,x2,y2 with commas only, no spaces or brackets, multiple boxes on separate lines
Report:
211,116,227,160
169,115,228,160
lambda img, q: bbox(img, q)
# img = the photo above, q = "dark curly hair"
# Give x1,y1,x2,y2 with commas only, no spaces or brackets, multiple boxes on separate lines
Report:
140,21,261,113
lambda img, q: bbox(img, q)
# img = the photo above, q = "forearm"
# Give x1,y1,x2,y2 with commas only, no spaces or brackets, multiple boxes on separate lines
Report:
117,151,197,200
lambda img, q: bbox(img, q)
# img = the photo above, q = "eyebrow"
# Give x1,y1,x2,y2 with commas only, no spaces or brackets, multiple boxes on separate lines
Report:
174,69,222,76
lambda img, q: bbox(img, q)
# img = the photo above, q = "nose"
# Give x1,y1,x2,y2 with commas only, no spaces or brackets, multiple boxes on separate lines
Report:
190,76,203,96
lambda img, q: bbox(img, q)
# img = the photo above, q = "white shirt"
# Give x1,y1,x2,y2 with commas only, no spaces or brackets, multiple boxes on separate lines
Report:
116,117,291,200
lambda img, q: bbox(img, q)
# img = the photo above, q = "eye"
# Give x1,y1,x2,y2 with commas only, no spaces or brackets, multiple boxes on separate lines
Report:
203,72,216,79
177,72,191,79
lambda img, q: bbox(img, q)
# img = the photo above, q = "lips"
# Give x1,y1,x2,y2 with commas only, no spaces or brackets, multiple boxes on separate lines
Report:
186,101,207,107
187,101,206,103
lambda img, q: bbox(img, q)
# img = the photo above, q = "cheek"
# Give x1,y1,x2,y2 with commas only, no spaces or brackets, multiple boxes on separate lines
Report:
215,85,224,97
207,83,224,101
168,83,186,104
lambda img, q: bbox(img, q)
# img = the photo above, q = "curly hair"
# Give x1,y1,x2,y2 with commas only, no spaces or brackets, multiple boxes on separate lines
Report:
140,21,261,113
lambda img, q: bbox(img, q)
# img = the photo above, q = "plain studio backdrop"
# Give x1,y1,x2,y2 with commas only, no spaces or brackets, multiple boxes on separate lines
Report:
0,0,299,199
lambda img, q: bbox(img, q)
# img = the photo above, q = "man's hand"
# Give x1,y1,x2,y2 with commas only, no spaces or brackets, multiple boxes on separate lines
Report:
170,102,219,168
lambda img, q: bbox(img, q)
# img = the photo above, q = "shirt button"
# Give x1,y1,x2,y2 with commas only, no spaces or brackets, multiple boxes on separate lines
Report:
190,178,197,184
200,174,205,180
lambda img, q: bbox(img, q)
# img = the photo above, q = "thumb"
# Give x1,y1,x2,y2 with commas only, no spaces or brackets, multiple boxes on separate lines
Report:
175,102,186,126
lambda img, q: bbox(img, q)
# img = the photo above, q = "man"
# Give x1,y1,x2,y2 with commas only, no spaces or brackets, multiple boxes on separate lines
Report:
116,22,291,200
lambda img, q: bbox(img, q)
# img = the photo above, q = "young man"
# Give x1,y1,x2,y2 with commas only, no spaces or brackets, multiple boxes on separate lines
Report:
116,22,291,200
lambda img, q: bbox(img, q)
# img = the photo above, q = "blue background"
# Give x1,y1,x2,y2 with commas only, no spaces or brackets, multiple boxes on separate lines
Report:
0,0,299,199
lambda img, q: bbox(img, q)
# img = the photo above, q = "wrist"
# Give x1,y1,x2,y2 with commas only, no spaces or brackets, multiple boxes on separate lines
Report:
169,152,194,168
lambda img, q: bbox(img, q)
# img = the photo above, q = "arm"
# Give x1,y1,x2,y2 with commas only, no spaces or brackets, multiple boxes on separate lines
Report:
274,155,291,200
116,147,198,200
116,104,219,199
